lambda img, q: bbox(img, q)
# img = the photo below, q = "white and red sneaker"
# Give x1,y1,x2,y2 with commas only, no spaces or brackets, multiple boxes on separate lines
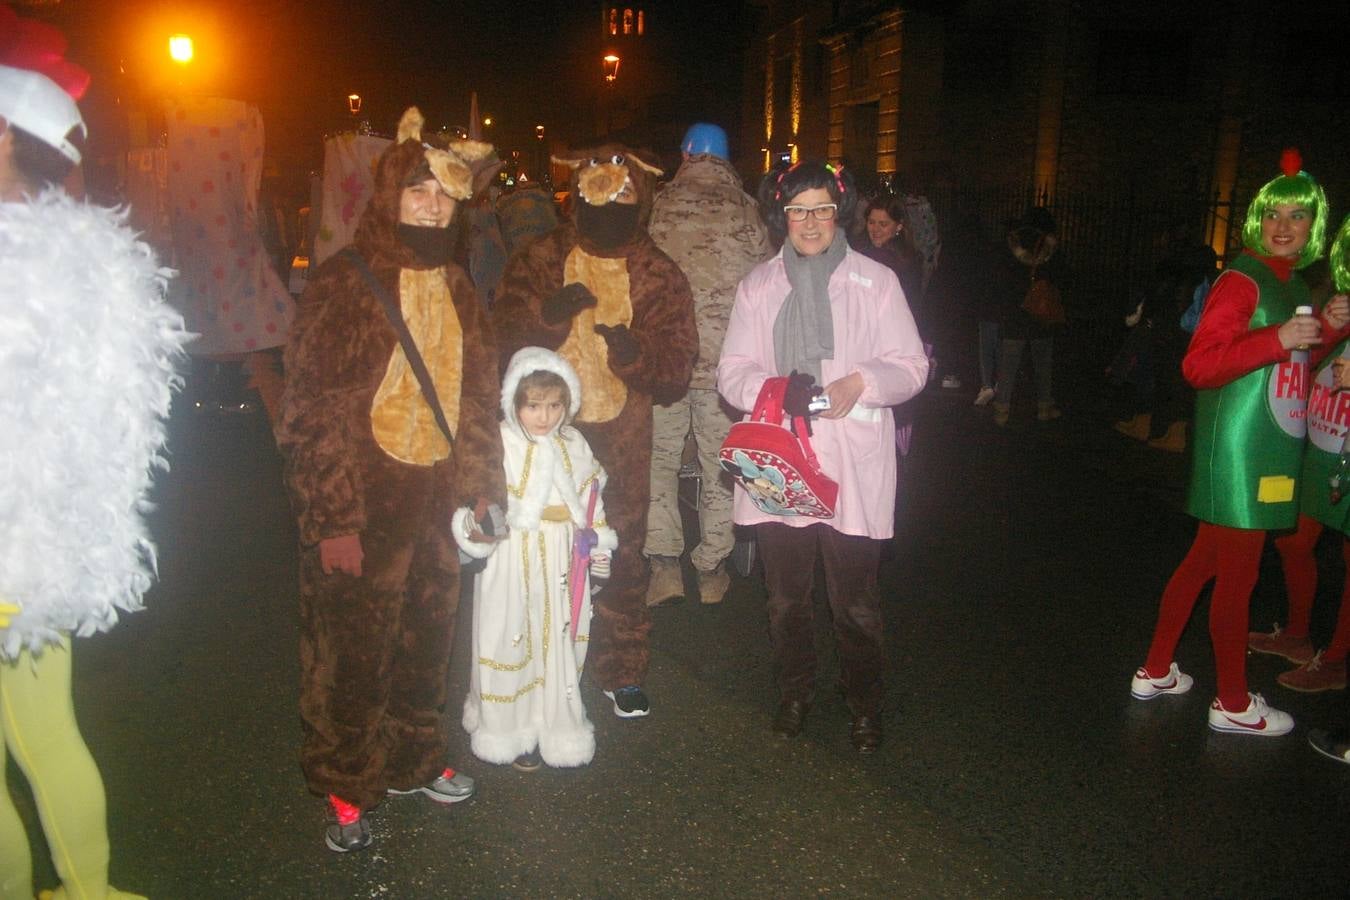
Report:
1130,662,1194,700
1207,692,1294,737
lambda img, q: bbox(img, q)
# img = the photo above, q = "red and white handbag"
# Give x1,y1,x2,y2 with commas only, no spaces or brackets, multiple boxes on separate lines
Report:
718,377,838,518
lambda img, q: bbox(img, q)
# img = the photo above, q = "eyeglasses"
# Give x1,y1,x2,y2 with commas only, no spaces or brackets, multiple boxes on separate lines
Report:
783,204,838,222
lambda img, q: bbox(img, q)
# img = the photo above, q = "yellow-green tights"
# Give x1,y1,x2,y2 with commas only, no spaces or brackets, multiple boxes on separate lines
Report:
0,637,143,900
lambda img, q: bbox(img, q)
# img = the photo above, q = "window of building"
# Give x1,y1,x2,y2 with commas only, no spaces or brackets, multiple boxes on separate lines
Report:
637,9,644,35
848,39,871,90
609,7,617,36
1096,30,1193,97
624,8,633,35
772,56,793,145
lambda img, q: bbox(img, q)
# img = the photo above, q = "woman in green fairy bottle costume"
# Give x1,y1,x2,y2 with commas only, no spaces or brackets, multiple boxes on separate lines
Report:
1249,216,1350,694
1130,149,1348,738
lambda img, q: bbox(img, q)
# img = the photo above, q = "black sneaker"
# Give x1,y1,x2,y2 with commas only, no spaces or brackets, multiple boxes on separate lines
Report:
603,685,650,718
512,749,543,772
325,795,372,853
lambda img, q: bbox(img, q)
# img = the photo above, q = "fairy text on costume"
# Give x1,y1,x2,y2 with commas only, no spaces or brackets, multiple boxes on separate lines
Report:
1308,363,1350,452
1268,357,1310,439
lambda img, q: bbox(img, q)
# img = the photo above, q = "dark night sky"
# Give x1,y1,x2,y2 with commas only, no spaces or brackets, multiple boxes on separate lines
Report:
19,0,753,173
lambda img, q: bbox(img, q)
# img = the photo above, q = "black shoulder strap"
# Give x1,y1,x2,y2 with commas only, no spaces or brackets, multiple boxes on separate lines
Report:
338,248,455,449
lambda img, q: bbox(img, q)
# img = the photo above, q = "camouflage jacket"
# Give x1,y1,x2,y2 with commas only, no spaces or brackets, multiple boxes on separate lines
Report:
648,155,770,389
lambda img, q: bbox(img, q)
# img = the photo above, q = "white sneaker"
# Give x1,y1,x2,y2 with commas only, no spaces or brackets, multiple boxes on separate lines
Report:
974,386,996,406
1207,692,1294,736
1130,662,1193,699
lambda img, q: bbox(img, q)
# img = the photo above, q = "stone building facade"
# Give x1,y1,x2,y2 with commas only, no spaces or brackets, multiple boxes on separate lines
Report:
740,0,1350,258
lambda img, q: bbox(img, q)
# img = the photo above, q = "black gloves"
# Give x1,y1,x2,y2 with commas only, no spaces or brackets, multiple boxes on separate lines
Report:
594,323,640,366
542,283,598,325
782,370,819,423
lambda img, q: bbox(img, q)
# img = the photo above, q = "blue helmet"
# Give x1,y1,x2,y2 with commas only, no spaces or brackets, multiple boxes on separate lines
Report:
681,123,728,160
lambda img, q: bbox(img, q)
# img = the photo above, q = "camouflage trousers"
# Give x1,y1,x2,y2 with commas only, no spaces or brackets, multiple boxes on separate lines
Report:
644,388,736,573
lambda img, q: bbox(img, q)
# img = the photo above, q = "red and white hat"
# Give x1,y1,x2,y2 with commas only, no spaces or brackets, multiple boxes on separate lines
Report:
0,64,86,165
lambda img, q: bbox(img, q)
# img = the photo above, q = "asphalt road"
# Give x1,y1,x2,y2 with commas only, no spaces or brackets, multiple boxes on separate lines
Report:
13,343,1348,898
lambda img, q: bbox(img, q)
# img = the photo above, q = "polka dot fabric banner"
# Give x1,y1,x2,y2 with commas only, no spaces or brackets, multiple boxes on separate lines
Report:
165,98,293,354
313,132,391,267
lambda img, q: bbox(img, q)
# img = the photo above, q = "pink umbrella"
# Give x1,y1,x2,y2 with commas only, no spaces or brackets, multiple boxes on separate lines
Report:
569,482,599,640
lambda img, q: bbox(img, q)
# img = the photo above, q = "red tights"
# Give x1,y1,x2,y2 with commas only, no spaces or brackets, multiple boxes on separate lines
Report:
1144,522,1262,711
1273,514,1350,662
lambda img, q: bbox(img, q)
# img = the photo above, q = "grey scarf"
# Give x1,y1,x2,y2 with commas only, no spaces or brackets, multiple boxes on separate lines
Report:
774,229,846,381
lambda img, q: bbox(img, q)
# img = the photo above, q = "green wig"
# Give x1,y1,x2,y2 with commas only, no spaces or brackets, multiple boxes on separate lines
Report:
1330,215,1350,293
1241,148,1328,269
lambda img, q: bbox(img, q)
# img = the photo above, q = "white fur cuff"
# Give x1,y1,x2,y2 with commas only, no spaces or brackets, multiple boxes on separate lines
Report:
452,507,497,559
593,525,618,554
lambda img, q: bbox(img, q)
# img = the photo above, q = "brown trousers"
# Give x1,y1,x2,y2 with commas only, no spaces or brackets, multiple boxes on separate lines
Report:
577,419,653,691
756,522,884,716
298,489,460,810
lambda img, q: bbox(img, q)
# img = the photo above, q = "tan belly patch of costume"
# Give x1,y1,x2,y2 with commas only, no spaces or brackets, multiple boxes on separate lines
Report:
560,247,632,423
371,268,462,465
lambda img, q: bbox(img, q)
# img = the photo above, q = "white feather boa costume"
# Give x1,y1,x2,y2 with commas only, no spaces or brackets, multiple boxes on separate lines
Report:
0,191,191,661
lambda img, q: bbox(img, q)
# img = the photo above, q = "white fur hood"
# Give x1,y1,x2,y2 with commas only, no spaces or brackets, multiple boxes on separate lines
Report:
500,345,583,423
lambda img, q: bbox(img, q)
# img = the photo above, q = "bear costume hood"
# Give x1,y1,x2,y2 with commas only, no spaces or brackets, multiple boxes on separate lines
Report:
553,144,662,252
354,106,501,270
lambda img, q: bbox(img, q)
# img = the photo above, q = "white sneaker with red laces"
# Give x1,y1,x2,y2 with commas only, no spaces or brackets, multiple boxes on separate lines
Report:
1207,693,1294,736
387,767,476,804
1130,662,1194,700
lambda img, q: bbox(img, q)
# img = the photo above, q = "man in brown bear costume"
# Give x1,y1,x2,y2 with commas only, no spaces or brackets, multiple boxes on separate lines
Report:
493,146,696,717
277,108,506,852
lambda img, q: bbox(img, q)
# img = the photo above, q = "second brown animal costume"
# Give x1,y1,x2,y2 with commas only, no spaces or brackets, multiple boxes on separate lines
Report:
493,146,696,714
277,108,506,850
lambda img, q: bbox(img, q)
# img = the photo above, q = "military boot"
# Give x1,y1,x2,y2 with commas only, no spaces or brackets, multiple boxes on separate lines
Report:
644,555,684,607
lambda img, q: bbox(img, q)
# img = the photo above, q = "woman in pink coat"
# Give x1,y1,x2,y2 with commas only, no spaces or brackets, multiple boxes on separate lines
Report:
717,160,929,752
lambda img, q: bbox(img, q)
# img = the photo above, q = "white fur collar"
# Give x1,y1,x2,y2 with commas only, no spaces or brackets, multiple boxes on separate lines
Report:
502,426,589,531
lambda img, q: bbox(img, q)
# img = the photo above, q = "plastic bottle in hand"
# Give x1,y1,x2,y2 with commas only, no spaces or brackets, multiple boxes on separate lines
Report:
1293,305,1315,369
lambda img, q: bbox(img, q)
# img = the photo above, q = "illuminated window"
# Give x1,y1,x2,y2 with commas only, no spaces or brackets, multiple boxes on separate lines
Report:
624,8,633,35
637,10,644,34
609,8,617,35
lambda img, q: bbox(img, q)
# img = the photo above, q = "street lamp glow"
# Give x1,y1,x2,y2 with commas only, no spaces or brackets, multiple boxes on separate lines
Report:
347,94,362,115
603,55,620,82
168,34,193,64
483,116,492,127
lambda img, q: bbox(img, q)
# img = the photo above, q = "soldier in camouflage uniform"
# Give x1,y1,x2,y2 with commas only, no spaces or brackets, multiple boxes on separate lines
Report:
644,124,770,605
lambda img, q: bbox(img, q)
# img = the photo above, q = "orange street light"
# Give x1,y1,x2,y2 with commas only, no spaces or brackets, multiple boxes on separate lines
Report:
347,93,362,115
602,55,620,83
483,116,493,127
168,33,194,65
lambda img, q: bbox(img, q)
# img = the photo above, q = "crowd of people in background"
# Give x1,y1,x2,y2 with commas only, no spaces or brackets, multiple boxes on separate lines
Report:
8,8,1350,886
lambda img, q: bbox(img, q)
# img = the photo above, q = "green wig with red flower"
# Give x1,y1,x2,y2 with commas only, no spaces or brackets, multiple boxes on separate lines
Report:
1241,148,1328,269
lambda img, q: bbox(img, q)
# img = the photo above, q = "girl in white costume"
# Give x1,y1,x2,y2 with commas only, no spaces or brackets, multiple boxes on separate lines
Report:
459,347,616,769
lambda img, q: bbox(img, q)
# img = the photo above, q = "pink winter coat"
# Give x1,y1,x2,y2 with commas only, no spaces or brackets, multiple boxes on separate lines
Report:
717,247,929,539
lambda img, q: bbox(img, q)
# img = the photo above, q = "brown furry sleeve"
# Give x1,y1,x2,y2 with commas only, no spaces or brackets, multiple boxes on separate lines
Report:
277,257,387,546
616,239,697,404
444,266,507,510
492,228,574,364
